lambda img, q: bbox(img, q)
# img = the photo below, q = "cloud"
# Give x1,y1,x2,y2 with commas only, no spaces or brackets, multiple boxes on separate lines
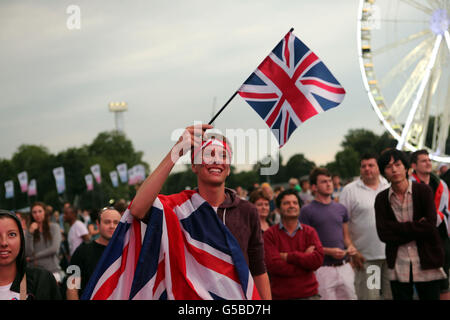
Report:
0,0,386,172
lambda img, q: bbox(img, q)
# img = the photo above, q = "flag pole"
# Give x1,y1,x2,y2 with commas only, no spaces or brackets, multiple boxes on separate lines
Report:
208,91,238,125
207,27,294,125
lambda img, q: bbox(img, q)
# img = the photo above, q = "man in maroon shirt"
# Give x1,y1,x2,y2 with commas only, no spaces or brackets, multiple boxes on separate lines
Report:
264,189,324,299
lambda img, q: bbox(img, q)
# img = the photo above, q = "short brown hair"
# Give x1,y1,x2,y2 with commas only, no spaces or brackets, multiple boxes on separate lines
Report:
275,189,302,208
309,167,331,186
248,189,270,204
410,149,429,165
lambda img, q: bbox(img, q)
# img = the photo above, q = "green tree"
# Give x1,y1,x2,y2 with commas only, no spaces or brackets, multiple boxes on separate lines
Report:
326,148,360,179
54,146,89,205
284,153,316,181
0,158,15,209
9,145,53,209
228,166,260,191
425,116,450,154
88,131,144,167
340,129,379,156
326,128,396,179
268,154,287,184
251,154,287,185
161,165,197,194
0,131,149,211
341,129,396,157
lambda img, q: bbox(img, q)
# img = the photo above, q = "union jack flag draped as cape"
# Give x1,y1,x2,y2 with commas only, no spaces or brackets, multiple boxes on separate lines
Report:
238,30,346,147
410,173,450,233
81,190,260,300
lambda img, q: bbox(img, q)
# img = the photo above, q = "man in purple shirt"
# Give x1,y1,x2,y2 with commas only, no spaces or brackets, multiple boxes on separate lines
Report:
299,167,358,300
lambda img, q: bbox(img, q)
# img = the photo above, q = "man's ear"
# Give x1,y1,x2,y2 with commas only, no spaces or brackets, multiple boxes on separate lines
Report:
191,164,198,174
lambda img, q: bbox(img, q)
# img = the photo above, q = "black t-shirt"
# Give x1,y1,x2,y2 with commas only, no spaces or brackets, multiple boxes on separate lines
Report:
69,241,106,297
11,266,62,300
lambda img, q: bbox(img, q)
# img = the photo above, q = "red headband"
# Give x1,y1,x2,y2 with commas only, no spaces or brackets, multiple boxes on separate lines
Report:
191,138,232,163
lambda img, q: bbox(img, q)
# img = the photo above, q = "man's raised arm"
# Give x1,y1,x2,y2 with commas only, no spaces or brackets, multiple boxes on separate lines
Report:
130,124,212,220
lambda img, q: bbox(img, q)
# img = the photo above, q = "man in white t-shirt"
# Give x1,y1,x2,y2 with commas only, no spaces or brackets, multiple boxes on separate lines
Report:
339,153,392,300
64,206,90,257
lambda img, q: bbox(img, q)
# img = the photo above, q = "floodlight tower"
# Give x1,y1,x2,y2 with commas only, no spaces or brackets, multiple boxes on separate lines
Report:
108,101,128,133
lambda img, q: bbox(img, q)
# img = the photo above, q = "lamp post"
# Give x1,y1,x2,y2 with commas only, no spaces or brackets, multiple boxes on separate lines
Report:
108,101,128,133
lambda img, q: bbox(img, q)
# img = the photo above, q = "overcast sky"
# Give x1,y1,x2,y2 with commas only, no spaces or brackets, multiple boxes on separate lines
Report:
0,0,390,173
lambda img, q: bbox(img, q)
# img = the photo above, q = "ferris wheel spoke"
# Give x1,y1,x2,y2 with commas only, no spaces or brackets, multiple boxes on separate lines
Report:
434,31,450,153
378,19,429,23
438,0,449,9
426,0,443,10
380,36,434,88
401,0,434,14
373,29,431,55
435,86,450,155
445,30,450,53
388,47,433,118
397,35,444,150
416,67,441,148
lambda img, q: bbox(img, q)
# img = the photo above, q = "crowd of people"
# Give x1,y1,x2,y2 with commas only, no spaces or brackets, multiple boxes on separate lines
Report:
240,148,449,300
0,199,127,300
1,125,449,301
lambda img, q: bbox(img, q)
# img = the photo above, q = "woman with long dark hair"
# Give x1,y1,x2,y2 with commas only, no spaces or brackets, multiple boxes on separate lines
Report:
24,202,63,283
0,210,61,300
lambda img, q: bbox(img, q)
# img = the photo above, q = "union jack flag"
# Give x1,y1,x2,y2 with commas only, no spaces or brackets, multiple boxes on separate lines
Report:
82,190,260,300
238,29,346,147
410,173,449,232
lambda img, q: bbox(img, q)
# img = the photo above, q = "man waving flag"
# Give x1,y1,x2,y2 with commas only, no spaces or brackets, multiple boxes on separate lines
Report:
238,29,346,147
82,190,260,300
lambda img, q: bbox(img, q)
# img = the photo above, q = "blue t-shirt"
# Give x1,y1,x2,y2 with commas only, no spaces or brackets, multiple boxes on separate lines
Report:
299,200,349,266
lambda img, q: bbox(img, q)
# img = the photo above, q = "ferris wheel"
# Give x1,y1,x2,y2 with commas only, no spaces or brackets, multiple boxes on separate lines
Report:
357,0,450,162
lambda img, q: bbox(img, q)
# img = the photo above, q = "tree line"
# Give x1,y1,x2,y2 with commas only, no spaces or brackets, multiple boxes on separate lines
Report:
0,131,148,211
0,128,396,211
163,128,397,193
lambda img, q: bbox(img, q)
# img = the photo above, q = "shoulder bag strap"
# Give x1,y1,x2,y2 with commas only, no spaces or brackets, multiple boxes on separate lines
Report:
19,274,27,300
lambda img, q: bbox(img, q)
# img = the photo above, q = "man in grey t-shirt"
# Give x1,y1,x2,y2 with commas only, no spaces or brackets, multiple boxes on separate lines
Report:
299,167,357,300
